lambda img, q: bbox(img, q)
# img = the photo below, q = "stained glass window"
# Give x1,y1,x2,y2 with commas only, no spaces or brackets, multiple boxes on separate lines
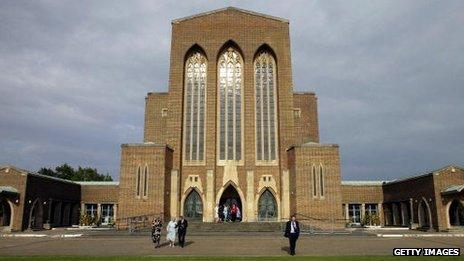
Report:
218,48,243,161
184,52,207,162
255,51,277,161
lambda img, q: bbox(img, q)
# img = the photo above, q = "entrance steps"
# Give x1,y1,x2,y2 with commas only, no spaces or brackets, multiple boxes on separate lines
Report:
188,222,284,233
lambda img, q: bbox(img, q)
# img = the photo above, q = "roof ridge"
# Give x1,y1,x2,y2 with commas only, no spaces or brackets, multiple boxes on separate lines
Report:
172,7,289,24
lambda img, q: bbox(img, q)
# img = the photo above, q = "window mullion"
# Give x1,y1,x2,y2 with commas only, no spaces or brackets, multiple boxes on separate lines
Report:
260,58,265,161
232,61,237,161
266,57,271,160
196,63,201,161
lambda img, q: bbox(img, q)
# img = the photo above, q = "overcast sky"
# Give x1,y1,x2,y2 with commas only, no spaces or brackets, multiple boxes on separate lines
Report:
0,0,463,181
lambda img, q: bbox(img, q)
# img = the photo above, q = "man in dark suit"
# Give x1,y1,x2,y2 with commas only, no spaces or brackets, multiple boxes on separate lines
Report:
284,215,300,256
176,216,188,248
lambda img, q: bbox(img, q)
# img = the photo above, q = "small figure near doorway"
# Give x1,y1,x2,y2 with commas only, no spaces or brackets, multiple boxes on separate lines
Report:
223,204,229,222
214,204,219,223
231,203,238,222
218,204,224,222
236,205,242,222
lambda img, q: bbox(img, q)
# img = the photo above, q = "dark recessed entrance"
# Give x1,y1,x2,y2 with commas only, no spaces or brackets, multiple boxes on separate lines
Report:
219,185,242,222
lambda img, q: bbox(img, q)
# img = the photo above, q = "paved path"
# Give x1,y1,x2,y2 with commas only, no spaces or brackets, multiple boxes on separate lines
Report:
0,234,463,256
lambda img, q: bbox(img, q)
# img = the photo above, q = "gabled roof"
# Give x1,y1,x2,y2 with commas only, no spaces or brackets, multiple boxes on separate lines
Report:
441,184,464,195
0,165,29,174
172,6,289,24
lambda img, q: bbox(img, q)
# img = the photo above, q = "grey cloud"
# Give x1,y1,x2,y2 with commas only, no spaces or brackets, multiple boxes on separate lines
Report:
0,0,462,180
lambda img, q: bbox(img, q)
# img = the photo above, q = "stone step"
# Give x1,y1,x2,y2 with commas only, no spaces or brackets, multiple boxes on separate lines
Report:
187,222,284,232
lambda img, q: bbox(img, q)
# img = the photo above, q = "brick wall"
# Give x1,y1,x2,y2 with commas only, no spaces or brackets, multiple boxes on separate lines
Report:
289,144,343,228
117,143,173,227
293,92,319,144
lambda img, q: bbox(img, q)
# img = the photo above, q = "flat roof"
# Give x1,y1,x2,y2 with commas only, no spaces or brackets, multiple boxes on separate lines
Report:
341,181,385,186
76,181,119,186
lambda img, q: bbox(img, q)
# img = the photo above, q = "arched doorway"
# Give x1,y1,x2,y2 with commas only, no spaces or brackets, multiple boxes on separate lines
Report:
258,189,278,221
448,200,464,227
0,198,12,227
219,185,242,221
184,190,203,220
418,199,430,228
29,199,44,230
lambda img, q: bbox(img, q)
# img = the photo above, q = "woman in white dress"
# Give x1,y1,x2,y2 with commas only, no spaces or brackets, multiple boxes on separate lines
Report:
166,218,177,247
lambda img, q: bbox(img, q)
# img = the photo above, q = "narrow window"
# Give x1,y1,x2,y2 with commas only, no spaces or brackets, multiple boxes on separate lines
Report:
312,165,317,197
184,51,207,162
143,165,148,197
136,166,141,197
255,51,278,161
218,47,243,161
319,164,325,197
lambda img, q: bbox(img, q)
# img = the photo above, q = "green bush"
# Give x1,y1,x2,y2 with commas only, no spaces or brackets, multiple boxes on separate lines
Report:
363,212,380,226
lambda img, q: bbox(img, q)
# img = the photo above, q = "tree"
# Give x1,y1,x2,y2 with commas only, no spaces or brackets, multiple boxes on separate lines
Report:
37,164,113,181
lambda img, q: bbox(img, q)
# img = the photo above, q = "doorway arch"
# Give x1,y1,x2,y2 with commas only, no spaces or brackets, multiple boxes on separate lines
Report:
0,198,12,228
258,189,278,221
218,184,243,221
418,198,431,229
29,198,44,230
183,189,203,220
448,199,464,227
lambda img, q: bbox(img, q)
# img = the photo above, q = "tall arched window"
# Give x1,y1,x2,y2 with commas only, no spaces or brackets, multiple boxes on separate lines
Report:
218,47,243,161
312,165,317,197
143,165,148,197
255,50,278,162
136,166,141,197
184,51,207,162
319,164,325,197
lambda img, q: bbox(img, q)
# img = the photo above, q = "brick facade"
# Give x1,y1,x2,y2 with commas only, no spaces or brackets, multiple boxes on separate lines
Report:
117,7,343,224
1,7,462,232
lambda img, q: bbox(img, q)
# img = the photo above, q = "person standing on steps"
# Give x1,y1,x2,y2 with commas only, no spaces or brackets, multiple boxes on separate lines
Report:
176,216,188,248
223,204,229,222
230,203,238,222
214,204,219,223
284,214,300,256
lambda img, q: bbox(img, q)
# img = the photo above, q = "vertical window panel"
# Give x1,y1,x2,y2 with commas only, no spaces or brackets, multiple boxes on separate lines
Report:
218,47,243,161
320,164,325,197
143,165,148,197
183,52,207,162
255,51,278,162
136,166,141,197
312,165,317,197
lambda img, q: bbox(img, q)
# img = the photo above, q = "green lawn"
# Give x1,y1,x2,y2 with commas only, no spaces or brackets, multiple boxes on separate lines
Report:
0,257,459,261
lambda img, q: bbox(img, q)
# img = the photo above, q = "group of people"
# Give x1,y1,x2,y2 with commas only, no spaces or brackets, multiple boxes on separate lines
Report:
151,216,188,248
151,213,301,256
214,203,241,222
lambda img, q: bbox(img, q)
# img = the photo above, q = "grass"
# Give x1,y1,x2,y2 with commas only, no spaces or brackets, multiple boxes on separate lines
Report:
0,256,459,261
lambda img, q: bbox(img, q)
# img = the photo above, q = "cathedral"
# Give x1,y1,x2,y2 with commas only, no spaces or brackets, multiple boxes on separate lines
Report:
117,7,343,225
1,7,463,232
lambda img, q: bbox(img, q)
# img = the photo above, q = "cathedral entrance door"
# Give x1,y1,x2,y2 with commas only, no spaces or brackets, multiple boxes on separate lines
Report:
219,185,242,222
